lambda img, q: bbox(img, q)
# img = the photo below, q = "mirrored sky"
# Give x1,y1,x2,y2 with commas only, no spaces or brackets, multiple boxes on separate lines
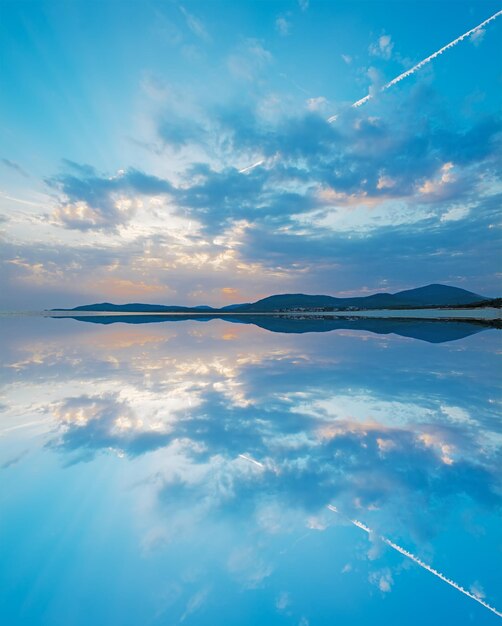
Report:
1,0,502,310
1,317,501,625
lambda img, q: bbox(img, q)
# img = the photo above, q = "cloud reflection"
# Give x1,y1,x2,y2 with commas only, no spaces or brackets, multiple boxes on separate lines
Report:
1,319,501,622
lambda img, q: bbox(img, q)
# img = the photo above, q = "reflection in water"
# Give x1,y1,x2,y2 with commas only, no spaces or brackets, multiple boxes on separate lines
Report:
55,313,496,343
0,317,501,625
327,506,502,618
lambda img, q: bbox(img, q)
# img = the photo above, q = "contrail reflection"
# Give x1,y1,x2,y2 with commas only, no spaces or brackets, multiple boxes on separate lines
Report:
327,505,502,618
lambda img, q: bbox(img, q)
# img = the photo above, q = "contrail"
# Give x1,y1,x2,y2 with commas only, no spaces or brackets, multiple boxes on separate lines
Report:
239,11,502,174
0,192,42,207
0,418,52,435
238,159,265,174
327,505,502,619
327,10,502,122
238,453,265,468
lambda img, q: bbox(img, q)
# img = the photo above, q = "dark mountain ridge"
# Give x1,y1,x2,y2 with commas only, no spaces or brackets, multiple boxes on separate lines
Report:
54,284,492,314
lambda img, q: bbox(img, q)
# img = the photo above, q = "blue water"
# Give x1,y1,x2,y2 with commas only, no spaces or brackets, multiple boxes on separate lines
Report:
0,316,501,625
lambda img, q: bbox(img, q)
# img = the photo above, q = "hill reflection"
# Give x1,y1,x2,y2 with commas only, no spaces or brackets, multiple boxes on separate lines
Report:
54,313,496,343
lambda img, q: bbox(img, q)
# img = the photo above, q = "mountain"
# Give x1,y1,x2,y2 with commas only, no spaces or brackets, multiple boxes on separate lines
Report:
53,284,490,314
221,303,252,311
233,284,488,312
218,284,489,312
389,284,487,306
63,302,217,313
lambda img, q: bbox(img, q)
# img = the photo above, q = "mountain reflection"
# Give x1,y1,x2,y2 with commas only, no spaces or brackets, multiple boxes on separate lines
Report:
1,318,501,625
55,313,495,343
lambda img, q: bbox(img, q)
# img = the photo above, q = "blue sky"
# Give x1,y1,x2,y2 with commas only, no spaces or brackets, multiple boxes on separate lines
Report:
1,0,501,308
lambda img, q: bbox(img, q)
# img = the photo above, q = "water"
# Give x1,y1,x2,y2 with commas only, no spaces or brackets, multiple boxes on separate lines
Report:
1,316,501,625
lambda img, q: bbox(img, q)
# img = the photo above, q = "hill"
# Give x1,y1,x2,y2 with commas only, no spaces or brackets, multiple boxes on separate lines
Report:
53,284,491,314
233,284,488,312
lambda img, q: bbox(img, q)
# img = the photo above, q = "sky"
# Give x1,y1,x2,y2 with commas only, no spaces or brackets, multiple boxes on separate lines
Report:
0,0,501,309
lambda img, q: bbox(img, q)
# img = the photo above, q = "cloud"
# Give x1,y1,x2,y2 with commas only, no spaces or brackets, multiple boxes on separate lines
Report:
227,547,273,588
23,337,500,515
221,287,239,299
470,28,485,46
2,86,494,308
2,45,500,307
179,6,211,42
227,39,273,81
50,393,175,458
179,587,210,623
469,581,486,599
1,450,28,469
1,158,29,178
369,34,394,60
275,591,291,611
298,0,309,11
369,568,394,592
439,206,470,223
158,113,207,149
306,96,328,112
174,95,501,238
47,166,173,231
101,79,499,244
276,15,291,37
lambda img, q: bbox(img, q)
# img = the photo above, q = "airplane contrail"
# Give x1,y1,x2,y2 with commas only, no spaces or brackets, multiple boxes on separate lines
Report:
327,9,502,122
239,11,502,174
238,453,265,468
238,159,265,174
327,505,502,619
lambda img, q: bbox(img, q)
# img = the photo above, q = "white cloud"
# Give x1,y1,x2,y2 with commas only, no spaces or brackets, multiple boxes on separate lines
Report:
276,16,291,37
440,405,474,424
227,39,273,81
470,581,486,599
369,568,394,592
275,591,291,611
297,192,435,234
179,6,210,42
306,96,328,112
180,587,210,623
440,206,470,223
369,34,394,60
470,28,485,46
227,547,273,588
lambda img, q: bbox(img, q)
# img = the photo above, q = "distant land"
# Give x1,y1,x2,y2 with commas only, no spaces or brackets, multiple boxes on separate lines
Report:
53,284,499,314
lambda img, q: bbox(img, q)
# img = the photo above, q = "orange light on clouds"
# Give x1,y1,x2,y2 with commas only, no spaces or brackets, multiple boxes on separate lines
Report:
221,287,239,300
90,279,168,299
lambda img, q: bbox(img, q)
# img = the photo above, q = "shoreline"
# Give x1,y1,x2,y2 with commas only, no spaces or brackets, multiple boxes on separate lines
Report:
35,307,502,322
0,308,500,322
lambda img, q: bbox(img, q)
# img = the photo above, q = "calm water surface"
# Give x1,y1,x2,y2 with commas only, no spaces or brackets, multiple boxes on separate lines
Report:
1,317,501,625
